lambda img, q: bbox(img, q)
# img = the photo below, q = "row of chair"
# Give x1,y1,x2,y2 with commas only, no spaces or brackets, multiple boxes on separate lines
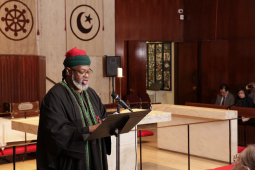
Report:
125,93,153,110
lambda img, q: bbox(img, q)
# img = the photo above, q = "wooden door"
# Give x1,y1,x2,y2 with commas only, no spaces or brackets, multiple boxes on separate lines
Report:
127,41,147,95
175,42,198,105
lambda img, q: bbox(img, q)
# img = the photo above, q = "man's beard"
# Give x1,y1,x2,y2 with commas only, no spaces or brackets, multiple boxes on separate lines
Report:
72,73,88,91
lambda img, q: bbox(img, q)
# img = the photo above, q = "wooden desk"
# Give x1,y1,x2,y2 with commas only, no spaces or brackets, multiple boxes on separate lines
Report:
0,117,37,148
12,117,39,135
12,109,171,170
152,104,237,163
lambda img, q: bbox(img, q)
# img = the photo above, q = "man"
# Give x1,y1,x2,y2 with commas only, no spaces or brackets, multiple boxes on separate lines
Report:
215,84,235,106
232,144,255,170
37,47,111,170
246,82,255,103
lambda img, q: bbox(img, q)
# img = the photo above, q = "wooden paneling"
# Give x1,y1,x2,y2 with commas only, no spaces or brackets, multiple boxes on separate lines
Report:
39,56,46,105
115,0,183,42
128,41,147,95
228,39,255,90
183,0,217,41
116,0,255,41
115,40,128,99
176,42,198,105
115,0,140,40
200,39,255,104
139,0,162,41
217,0,255,40
161,0,183,41
201,40,228,104
0,55,46,112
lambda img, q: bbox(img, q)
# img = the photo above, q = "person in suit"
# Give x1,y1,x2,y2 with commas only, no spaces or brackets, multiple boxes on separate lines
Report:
215,84,235,106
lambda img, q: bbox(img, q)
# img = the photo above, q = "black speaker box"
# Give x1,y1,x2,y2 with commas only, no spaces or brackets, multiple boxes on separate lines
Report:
106,56,121,77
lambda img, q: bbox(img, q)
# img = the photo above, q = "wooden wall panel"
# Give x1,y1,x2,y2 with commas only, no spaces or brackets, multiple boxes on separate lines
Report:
115,40,128,99
0,55,46,112
161,0,184,41
176,42,198,105
127,41,147,95
201,41,228,104
139,0,162,41
115,0,140,40
228,39,255,91
183,0,216,41
115,0,183,41
176,39,255,105
217,0,255,40
39,56,46,105
116,0,255,41
200,39,255,104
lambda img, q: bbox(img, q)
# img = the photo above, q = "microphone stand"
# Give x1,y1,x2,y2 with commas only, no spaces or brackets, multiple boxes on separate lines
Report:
226,104,235,110
117,104,121,114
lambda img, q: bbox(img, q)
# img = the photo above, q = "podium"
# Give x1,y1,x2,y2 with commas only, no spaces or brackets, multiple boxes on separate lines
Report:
86,110,150,170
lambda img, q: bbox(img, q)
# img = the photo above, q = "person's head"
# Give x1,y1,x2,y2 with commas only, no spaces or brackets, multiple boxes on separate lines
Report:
232,144,255,170
237,87,247,99
219,84,229,97
62,47,92,92
248,82,255,92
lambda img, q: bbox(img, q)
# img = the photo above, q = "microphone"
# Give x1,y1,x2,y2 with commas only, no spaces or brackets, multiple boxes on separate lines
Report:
111,92,133,112
226,104,235,110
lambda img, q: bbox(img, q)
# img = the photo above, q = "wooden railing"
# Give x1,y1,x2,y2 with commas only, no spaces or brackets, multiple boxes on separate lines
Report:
185,102,255,117
185,102,255,147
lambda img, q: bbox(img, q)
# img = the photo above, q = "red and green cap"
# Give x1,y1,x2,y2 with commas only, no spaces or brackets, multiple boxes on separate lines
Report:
62,47,91,80
63,47,91,67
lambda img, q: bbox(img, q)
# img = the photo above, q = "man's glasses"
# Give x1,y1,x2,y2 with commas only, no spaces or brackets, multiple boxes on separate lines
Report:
70,67,93,76
233,153,239,163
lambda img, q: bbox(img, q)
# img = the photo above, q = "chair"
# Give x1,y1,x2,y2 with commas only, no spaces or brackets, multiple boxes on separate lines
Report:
138,93,152,110
238,146,246,153
138,93,161,110
126,94,141,109
126,94,154,138
137,130,154,137
206,164,234,170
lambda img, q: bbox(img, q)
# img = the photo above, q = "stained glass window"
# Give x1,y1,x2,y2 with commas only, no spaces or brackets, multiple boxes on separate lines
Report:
146,42,172,91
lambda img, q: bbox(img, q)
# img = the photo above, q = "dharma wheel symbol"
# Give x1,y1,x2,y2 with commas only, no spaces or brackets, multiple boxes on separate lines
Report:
1,5,29,36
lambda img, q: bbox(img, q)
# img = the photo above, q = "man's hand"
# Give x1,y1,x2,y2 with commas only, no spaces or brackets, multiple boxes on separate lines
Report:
89,123,101,133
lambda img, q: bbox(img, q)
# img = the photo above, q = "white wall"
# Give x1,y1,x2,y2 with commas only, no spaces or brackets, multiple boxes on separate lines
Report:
36,0,115,104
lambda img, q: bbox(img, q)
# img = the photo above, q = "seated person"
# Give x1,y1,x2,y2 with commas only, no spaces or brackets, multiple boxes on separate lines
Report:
215,84,235,106
232,144,255,170
236,87,253,108
246,82,255,104
236,87,253,123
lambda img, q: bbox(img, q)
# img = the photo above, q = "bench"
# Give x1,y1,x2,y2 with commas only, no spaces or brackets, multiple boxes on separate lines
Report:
0,144,36,156
0,142,36,168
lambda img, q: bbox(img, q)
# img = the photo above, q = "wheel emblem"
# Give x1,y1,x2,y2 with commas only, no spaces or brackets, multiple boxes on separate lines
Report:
0,0,34,41
2,5,29,36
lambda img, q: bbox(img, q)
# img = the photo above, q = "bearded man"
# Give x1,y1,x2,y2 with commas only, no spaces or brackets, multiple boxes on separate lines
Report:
37,47,111,170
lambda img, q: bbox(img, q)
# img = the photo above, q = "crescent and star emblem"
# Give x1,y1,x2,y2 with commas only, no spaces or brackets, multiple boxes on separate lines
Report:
77,12,93,34
70,5,100,41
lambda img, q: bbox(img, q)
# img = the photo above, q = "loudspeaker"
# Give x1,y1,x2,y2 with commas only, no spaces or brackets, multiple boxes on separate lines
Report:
106,56,121,77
